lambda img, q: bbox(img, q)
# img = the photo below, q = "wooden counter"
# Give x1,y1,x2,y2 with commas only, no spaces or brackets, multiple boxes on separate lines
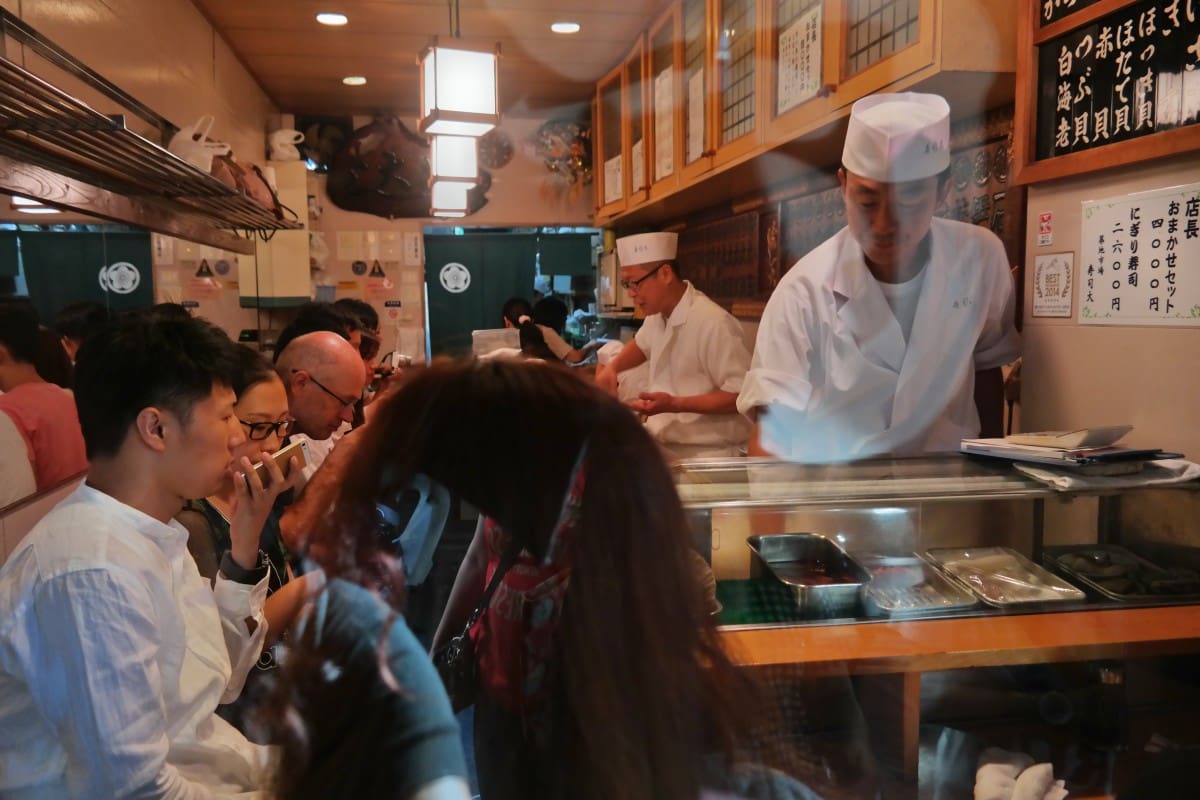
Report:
719,605,1200,786
720,605,1200,676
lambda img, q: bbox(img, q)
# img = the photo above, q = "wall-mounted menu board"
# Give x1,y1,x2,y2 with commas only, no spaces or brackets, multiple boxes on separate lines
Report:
1014,0,1200,184
677,211,760,300
1040,0,1105,26
1078,181,1200,325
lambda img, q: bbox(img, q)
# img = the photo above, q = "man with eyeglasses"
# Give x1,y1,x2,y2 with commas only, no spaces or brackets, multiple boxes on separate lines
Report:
737,93,1020,462
595,232,752,459
275,331,364,441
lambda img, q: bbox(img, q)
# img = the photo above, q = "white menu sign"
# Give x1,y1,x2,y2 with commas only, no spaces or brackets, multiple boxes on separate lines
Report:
603,154,623,205
777,7,823,115
687,69,705,164
1079,182,1200,326
630,138,645,193
653,67,674,180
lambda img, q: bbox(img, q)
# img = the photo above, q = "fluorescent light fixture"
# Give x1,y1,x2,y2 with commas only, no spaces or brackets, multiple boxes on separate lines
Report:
432,210,466,218
430,134,478,184
316,12,348,26
418,44,500,137
342,75,367,86
551,22,580,34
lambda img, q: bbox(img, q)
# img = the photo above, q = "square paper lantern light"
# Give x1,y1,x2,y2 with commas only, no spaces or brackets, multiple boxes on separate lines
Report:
431,180,470,217
419,44,499,137
430,134,478,185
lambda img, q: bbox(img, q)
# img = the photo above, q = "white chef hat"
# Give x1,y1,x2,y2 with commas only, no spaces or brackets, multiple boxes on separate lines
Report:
616,232,677,267
842,92,950,183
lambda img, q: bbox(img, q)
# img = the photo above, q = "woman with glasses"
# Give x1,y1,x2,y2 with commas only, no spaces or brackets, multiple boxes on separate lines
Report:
177,344,318,739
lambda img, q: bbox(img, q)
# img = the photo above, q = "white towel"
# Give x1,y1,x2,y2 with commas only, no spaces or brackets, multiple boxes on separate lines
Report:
1013,458,1200,491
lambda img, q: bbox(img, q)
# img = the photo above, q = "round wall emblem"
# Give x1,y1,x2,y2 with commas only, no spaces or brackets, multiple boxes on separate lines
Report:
439,262,471,294
99,261,141,294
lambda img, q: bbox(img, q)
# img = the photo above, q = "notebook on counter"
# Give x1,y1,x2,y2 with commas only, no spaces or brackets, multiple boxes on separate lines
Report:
1004,425,1133,449
961,432,1180,469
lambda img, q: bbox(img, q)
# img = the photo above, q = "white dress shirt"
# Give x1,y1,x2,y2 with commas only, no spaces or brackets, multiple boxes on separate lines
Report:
739,219,1020,462
0,483,269,799
635,281,753,458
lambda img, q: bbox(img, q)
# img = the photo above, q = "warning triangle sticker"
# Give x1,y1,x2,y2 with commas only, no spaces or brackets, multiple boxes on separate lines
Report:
195,259,214,278
368,260,386,278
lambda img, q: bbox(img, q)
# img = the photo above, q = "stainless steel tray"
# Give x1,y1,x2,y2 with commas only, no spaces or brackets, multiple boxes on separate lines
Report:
748,534,870,619
1045,545,1200,603
856,554,977,616
923,546,1085,608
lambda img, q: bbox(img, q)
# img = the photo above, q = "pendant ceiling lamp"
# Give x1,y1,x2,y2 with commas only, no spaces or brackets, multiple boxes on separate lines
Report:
430,180,470,218
430,133,478,185
417,0,500,138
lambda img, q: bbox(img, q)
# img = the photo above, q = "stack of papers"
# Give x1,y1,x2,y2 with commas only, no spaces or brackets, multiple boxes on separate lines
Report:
961,427,1181,470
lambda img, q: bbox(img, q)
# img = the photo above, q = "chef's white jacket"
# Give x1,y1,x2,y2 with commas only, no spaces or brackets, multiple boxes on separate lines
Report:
635,281,752,458
738,219,1020,462
0,483,269,798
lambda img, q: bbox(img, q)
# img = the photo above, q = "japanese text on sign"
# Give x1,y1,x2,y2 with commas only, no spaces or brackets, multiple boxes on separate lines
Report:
1080,181,1200,325
1036,0,1200,160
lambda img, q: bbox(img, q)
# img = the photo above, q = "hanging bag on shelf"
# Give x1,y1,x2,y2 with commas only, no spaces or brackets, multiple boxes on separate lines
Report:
211,154,289,221
167,114,230,173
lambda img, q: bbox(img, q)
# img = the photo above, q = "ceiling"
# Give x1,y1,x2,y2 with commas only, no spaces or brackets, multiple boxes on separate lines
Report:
191,0,664,118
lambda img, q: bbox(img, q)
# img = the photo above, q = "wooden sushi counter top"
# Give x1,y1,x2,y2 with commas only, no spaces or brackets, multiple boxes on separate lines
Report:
718,605,1200,786
718,604,1200,676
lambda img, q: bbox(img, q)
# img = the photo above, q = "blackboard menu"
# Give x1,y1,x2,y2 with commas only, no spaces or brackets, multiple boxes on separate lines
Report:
1040,0,1105,26
1036,0,1200,160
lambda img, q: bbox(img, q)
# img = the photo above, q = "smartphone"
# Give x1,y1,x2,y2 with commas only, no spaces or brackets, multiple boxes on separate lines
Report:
249,438,310,486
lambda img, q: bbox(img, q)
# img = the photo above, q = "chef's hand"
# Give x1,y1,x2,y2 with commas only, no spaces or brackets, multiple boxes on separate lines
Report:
227,454,301,571
594,364,619,396
630,391,676,416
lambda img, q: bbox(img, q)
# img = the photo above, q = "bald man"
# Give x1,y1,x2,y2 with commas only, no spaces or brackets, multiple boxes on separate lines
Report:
275,331,365,442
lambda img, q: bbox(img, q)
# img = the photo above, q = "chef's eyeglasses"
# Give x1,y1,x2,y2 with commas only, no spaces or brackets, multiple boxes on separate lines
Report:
239,418,295,441
620,263,665,292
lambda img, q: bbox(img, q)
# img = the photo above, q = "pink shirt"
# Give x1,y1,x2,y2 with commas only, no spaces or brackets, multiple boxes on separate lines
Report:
0,382,87,490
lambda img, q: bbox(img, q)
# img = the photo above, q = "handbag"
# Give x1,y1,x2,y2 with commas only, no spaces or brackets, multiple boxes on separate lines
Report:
432,538,521,713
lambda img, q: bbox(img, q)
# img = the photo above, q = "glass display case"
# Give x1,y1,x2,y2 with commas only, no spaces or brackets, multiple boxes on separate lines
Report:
673,454,1200,799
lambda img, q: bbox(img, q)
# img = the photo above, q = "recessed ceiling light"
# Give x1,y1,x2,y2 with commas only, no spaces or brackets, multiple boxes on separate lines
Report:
342,75,367,86
316,12,348,26
551,22,581,34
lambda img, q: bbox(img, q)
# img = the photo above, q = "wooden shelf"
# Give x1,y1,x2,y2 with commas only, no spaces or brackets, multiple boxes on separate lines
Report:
720,604,1200,675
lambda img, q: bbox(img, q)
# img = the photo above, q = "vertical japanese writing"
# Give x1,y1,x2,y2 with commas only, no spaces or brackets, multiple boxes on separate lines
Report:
1039,0,1199,160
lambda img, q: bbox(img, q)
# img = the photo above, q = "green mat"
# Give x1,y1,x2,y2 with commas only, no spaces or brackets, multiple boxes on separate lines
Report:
716,579,806,625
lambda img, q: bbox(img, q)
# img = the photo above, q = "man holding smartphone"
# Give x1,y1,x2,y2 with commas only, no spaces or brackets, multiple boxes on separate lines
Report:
0,313,286,798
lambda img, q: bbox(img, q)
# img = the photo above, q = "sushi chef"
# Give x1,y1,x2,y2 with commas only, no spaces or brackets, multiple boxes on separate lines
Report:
595,231,752,459
737,92,1021,462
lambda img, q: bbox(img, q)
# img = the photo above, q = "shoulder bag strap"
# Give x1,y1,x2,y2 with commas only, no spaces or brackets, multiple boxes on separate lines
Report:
457,534,522,637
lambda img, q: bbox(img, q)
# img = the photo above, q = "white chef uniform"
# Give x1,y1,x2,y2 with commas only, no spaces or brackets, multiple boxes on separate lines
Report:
737,92,1020,462
634,281,752,459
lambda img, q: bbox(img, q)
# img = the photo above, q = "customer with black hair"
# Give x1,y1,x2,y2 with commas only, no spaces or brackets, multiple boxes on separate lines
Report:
0,298,87,504
271,301,353,364
379,360,778,800
177,344,313,738
51,299,111,363
500,296,596,364
0,313,287,798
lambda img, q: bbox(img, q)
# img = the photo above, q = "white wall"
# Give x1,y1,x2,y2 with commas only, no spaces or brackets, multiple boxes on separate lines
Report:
1021,157,1200,459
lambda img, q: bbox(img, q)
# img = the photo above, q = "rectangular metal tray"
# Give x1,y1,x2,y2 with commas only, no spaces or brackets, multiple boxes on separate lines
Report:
748,533,870,619
923,546,1086,608
856,554,978,616
1045,544,1200,603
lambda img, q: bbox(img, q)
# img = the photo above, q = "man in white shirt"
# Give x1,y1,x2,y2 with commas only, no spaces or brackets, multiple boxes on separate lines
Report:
595,232,752,459
0,313,290,798
738,92,1020,462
